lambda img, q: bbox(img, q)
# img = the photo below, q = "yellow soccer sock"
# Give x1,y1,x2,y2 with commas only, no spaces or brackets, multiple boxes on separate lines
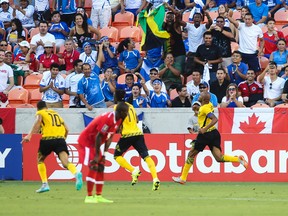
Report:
222,155,239,163
180,157,194,181
67,163,78,175
115,156,134,173
145,156,157,179
37,162,48,183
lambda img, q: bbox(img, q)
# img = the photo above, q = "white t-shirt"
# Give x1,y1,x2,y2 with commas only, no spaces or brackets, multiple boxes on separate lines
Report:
125,0,142,9
263,76,285,99
0,63,13,92
0,7,13,22
34,0,50,12
186,79,208,97
185,23,207,53
65,72,84,106
40,71,65,103
30,33,56,58
14,5,35,28
79,50,98,70
92,0,111,9
238,23,263,54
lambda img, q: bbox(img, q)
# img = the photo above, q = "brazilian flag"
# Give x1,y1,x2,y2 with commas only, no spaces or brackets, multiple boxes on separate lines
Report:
138,4,170,51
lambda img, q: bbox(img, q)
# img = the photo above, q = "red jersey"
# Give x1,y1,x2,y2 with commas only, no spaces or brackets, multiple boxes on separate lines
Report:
238,81,263,97
15,52,37,71
78,111,122,148
39,53,59,69
263,31,285,55
63,49,80,71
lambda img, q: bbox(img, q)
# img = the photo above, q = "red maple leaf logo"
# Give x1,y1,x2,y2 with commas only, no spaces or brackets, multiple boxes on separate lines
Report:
239,113,266,133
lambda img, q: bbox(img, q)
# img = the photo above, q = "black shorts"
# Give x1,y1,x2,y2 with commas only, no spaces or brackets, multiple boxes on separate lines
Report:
194,129,221,152
114,135,149,159
39,138,69,157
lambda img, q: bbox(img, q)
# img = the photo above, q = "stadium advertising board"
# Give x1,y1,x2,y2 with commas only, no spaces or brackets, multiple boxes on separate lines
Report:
22,134,288,182
0,134,22,180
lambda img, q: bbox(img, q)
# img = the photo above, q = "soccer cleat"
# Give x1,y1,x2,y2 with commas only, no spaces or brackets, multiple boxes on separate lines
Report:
239,155,248,169
75,172,83,190
36,183,50,193
152,178,160,191
172,176,186,184
131,169,141,185
96,195,114,203
84,196,98,204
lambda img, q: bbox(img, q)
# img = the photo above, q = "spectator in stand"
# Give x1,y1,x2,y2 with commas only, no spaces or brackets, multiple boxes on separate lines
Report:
120,0,142,18
58,38,80,75
79,42,97,71
281,79,288,103
53,0,77,27
6,18,26,48
69,13,101,52
236,6,250,23
263,0,282,18
14,40,37,72
39,41,59,73
192,82,218,107
263,18,285,59
100,67,116,107
48,11,70,51
65,59,84,108
236,0,257,8
13,36,25,57
269,39,288,76
171,84,191,107
142,78,172,108
0,19,5,41
101,36,119,77
117,37,143,74
0,0,13,29
258,61,285,107
226,51,248,85
70,7,92,28
116,73,140,101
187,101,200,135
194,31,223,83
281,66,288,80
238,69,264,107
186,70,209,100
210,68,230,104
30,20,56,58
210,15,234,68
228,13,264,76
77,63,106,110
220,83,245,107
178,12,212,76
33,0,50,22
40,63,65,108
248,0,268,27
11,0,35,29
158,52,182,91
140,68,167,95
127,83,149,108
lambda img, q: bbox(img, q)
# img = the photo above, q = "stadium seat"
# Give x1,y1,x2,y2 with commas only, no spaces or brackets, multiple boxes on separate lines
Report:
114,11,134,26
112,22,130,35
117,73,138,84
83,0,92,17
275,103,288,108
204,11,218,23
119,26,141,42
8,87,29,108
17,76,24,86
182,12,190,22
274,10,288,25
134,42,146,57
186,74,193,83
62,94,70,106
23,73,43,93
169,88,178,100
29,28,40,40
29,88,42,107
99,26,119,42
15,103,35,108
259,56,269,71
281,27,288,36
23,27,29,40
232,10,241,20
251,103,269,108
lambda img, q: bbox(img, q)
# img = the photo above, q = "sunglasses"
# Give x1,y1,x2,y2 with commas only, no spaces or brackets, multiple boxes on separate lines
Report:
0,44,8,46
45,47,53,48
150,73,157,75
228,88,236,91
199,86,207,89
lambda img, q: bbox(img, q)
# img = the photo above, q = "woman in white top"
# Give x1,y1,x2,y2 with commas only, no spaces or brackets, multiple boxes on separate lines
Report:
220,83,245,108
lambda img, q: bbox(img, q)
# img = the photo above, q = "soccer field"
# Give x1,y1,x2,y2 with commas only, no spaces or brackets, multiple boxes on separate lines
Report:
1,181,288,216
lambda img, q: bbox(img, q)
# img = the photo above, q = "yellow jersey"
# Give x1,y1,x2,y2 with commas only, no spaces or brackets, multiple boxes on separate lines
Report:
115,103,143,137
36,109,66,139
198,102,216,132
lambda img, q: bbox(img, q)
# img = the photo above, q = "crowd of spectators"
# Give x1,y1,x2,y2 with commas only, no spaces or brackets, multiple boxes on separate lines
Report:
0,0,288,109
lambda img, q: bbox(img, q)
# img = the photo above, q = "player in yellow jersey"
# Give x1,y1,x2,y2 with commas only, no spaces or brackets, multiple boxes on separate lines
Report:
113,89,160,191
172,92,248,184
22,100,83,193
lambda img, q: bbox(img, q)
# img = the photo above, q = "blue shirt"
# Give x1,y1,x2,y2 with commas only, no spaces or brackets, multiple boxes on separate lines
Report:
262,0,281,10
249,3,269,22
77,72,105,106
92,65,101,76
49,22,70,40
132,96,148,108
227,62,248,85
149,91,170,108
0,21,4,40
192,92,218,107
119,50,141,70
116,82,140,101
101,80,114,102
57,0,77,14
236,0,256,7
102,46,118,70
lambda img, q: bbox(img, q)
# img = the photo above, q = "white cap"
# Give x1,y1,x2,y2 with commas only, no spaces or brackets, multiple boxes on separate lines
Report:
0,0,9,4
44,41,53,47
18,41,30,49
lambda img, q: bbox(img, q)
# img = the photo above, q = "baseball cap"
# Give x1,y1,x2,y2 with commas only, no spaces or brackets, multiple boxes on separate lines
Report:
199,82,208,88
192,101,201,106
150,68,159,73
18,40,30,48
0,0,9,4
82,42,91,48
44,41,53,47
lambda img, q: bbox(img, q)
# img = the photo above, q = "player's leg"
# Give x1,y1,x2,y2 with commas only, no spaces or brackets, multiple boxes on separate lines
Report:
36,140,50,193
94,163,113,203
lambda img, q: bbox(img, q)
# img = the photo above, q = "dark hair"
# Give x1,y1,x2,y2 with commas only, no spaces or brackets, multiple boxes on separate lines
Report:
232,50,242,56
73,59,83,67
74,13,89,35
269,61,277,67
39,20,48,26
244,12,253,19
37,100,47,110
277,38,286,45
52,11,61,17
82,63,91,69
216,16,225,21
176,84,186,93
11,18,24,39
203,31,213,37
117,37,131,54
193,12,203,21
266,17,276,23
50,62,60,70
114,89,126,103
125,73,134,80
126,83,141,105
217,67,226,73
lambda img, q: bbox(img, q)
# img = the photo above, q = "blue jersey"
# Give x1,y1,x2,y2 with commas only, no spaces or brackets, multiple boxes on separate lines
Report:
116,83,133,101
49,22,70,40
249,3,269,22
77,72,105,106
101,80,114,101
149,91,169,108
133,96,148,108
92,65,101,76
102,46,118,69
57,0,77,14
119,49,141,70
0,21,4,40
227,62,248,85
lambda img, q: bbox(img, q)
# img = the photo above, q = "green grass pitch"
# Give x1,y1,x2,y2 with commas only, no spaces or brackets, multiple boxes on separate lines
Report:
1,181,288,216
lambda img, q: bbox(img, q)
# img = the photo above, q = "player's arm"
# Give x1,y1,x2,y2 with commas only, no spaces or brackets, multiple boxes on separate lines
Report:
199,112,218,134
21,114,42,143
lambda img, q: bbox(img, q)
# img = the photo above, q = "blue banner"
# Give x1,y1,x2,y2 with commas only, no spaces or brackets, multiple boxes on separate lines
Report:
0,134,22,180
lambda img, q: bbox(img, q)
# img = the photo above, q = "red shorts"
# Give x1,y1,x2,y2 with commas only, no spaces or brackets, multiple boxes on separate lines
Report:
78,145,103,166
